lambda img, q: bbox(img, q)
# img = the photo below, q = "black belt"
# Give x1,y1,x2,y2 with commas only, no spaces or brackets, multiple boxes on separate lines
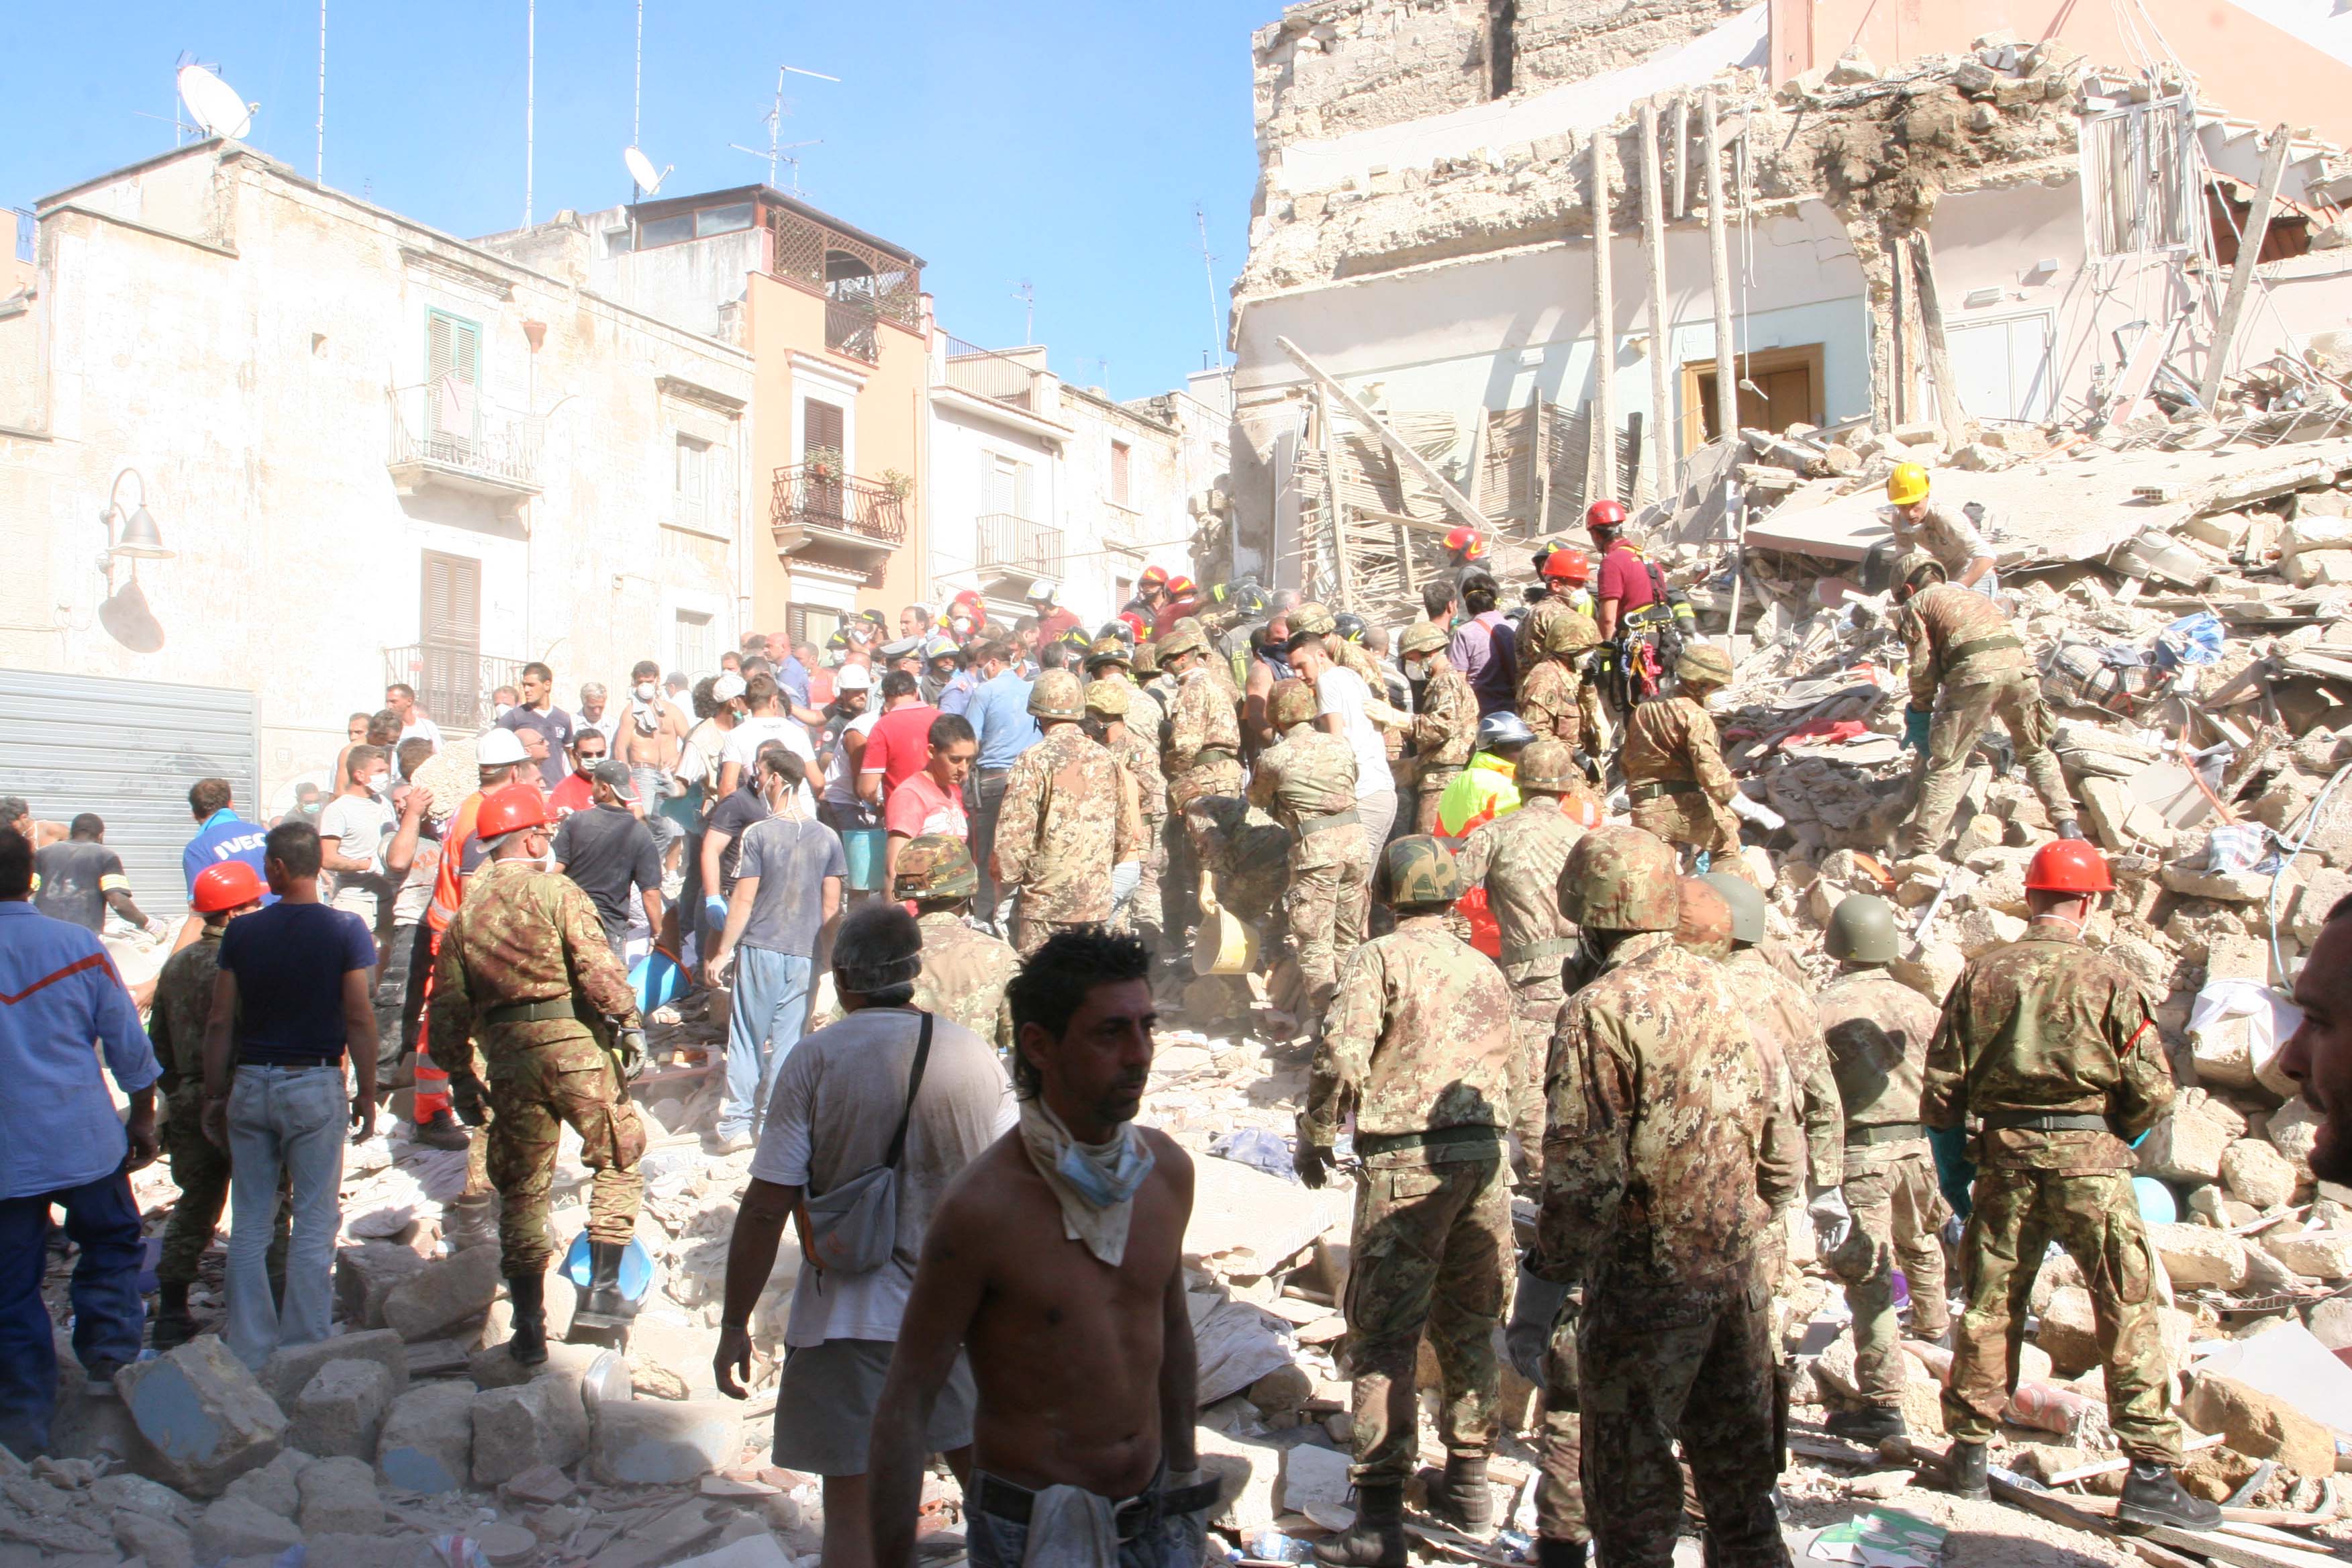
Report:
1979,1111,2111,1133
1502,935,1579,969
1944,633,2023,665
1628,779,1700,802
974,1475,1223,1540
482,997,585,1026
1846,1122,1924,1147
1355,1124,1503,1159
1296,805,1359,833
241,1057,344,1071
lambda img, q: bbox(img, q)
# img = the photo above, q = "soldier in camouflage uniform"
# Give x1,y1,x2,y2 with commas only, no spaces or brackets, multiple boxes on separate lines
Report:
1399,622,1478,834
893,834,1019,1056
1924,839,2216,1528
1517,610,1600,756
1248,678,1371,1021
1297,836,1516,1568
1892,552,2081,855
1453,740,1598,1182
993,669,1140,957
1158,621,1244,969
1526,827,1799,1568
1085,650,1169,951
146,861,286,1349
1814,893,1951,1444
429,783,648,1364
1622,645,1744,873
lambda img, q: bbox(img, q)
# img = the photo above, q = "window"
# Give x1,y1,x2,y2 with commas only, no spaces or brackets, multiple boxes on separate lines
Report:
695,203,754,238
675,609,716,677
1682,344,1826,451
1486,0,1517,99
638,212,695,248
1110,440,1132,507
1115,575,1133,609
2084,98,2196,256
985,451,1034,518
419,551,482,728
605,227,634,256
424,309,481,454
675,434,711,527
788,603,844,651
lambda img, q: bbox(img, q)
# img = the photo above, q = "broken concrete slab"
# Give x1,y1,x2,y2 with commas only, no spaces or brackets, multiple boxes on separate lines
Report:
375,1380,476,1495
2149,1223,2251,1289
2179,1371,2338,1478
111,1507,195,1568
260,1327,408,1407
295,1454,384,1535
2192,1322,2352,1435
472,1373,591,1485
2265,1228,2352,1281
2220,1139,2298,1210
220,1447,308,1517
381,1244,503,1342
115,1336,287,1498
590,1398,743,1485
287,1357,394,1461
1185,1150,1353,1280
190,1493,302,1561
334,1242,432,1332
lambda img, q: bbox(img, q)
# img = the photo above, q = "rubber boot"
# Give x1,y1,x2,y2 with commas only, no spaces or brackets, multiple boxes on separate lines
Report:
414,1109,470,1151
1945,1440,1990,1500
150,1281,196,1352
1535,1540,1587,1568
505,1273,548,1367
1313,1482,1406,1568
1826,1405,1907,1445
2054,818,2086,842
1435,1454,1493,1534
571,1240,638,1335
2117,1462,2222,1532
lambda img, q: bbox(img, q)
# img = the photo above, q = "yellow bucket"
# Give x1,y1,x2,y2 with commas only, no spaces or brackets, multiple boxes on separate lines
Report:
1192,871,1261,976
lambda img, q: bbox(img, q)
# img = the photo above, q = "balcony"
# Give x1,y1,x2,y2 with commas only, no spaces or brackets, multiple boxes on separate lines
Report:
975,512,1063,588
383,644,529,732
942,336,1045,411
386,383,543,515
772,462,909,588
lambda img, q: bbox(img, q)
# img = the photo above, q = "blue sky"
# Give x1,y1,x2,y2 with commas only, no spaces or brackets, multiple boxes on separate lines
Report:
3,0,1270,398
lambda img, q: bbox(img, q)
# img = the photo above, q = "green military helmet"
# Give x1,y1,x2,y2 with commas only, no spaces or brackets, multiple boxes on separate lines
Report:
893,834,980,901
1157,621,1208,660
1085,636,1132,671
1676,644,1734,689
1029,669,1086,720
1132,640,1161,676
1398,620,1450,659
1085,677,1130,717
1700,870,1765,947
1558,825,1681,932
1896,549,1948,593
1289,600,1337,637
1673,876,1734,960
1540,609,1602,658
1515,739,1579,795
1825,893,1901,963
1269,676,1317,730
1384,834,1464,910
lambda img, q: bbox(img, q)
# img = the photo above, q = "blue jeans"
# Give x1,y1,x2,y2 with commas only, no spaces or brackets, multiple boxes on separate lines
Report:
225,1065,348,1370
0,1168,144,1457
720,946,814,1138
631,766,683,859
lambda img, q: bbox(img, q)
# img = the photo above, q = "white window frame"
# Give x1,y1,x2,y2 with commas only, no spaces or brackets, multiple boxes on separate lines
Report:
2081,96,2200,259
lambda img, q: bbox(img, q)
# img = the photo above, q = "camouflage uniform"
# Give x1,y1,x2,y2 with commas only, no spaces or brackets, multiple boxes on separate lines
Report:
1519,658,1583,754
1249,719,1371,1016
1182,795,1293,935
1161,640,1245,965
1725,947,1845,1192
1516,599,1577,699
1453,790,1587,1175
147,928,287,1288
1622,695,1741,860
1308,914,1517,1488
995,723,1140,957
1818,967,1952,1405
1924,924,2179,1464
1101,681,1170,952
428,859,648,1275
1538,933,1801,1568
1898,584,2072,854
1408,654,1478,834
913,910,1020,1057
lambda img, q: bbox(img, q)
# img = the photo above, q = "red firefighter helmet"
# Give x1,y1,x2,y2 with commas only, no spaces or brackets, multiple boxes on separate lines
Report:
191,860,266,914
1541,549,1591,585
1140,565,1171,591
2025,838,2114,895
474,782,550,840
1585,499,1628,534
1444,526,1486,562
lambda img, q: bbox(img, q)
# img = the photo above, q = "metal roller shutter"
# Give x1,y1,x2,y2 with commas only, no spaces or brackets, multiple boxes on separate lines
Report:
0,669,260,919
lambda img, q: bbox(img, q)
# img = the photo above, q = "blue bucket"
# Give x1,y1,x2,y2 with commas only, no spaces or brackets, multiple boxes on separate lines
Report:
560,1232,654,1302
842,826,887,893
2132,1176,2179,1224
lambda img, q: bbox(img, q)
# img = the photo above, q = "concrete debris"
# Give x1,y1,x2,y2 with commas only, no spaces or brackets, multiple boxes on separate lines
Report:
375,1379,477,1495
590,1399,745,1486
115,1336,287,1497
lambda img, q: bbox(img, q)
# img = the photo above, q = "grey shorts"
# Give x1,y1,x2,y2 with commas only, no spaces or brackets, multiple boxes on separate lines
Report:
770,1338,976,1476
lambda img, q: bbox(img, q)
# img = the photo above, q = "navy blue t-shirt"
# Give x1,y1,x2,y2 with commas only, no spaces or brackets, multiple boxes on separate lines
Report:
216,901,378,1064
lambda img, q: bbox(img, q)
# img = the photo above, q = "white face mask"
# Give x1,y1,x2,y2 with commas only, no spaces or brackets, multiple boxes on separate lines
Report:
634,681,657,702
1704,690,1732,714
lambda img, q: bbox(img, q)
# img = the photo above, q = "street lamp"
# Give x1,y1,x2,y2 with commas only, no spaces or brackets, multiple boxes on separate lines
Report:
97,467,173,570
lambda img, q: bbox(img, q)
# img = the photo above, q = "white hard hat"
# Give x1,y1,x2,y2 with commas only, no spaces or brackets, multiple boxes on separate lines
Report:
474,728,529,766
712,673,748,702
834,663,873,691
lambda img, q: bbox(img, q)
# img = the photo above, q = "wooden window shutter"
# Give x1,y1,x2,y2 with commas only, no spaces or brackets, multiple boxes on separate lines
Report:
805,398,844,454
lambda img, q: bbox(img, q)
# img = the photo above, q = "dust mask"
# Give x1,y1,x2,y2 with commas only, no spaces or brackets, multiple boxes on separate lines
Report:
634,681,657,702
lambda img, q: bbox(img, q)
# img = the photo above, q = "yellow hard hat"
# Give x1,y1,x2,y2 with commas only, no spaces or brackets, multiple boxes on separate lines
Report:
1886,462,1930,507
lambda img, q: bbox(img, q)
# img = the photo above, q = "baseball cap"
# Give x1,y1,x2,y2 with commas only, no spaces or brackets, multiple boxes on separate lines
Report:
589,759,639,800
835,663,873,691
712,673,747,702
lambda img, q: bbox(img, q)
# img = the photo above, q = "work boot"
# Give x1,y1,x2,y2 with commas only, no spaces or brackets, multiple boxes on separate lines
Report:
413,1110,470,1150
504,1273,548,1367
573,1240,639,1328
1943,1440,1990,1501
2054,819,2086,842
1535,1540,1587,1568
1313,1482,1405,1568
2117,1462,2222,1532
1433,1454,1493,1534
1826,1405,1908,1446
150,1281,196,1352
442,1194,497,1255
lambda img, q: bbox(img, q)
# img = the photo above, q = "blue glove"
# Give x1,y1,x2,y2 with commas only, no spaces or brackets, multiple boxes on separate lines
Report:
1904,705,1934,753
703,895,728,932
1928,1125,1975,1219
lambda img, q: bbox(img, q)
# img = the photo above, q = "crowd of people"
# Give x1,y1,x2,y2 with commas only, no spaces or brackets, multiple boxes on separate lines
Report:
7,471,2352,1568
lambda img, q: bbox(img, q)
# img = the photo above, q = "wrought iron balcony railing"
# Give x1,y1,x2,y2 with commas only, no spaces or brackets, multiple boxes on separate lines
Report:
975,512,1063,579
771,462,909,587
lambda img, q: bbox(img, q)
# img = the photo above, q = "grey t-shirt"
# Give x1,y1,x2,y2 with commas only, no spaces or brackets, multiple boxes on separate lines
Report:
732,812,846,955
748,1006,1014,1346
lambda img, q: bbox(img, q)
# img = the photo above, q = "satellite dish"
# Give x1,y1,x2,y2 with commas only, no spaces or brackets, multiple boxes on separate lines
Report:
177,64,254,141
624,146,671,196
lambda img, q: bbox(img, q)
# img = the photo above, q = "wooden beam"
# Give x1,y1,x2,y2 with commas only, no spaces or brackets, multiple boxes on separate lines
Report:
1906,229,1969,449
1275,336,1491,530
2199,124,2296,410
1671,95,1689,219
1590,126,1616,501
1700,90,1738,451
1534,388,1556,537
1316,386,1354,609
1639,101,1674,502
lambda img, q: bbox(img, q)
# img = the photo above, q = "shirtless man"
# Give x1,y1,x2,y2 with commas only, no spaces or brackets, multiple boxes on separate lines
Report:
870,930,1216,1568
617,658,692,872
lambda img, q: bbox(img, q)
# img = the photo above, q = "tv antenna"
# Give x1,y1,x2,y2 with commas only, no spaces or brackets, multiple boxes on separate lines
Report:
1012,280,1034,342
730,64,836,191
624,146,671,199
1195,203,1228,374
315,2,327,181
175,61,255,142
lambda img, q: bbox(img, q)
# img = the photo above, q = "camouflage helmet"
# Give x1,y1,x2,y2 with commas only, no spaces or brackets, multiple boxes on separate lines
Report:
1085,636,1132,671
832,901,924,991
1085,678,1130,718
1028,669,1086,720
1676,644,1734,689
1157,621,1208,660
1701,870,1766,947
1825,893,1900,963
1515,739,1579,794
1895,549,1948,593
1673,877,1734,960
1558,826,1681,932
1289,600,1338,637
1540,610,1602,658
1269,676,1317,730
1384,834,1464,910
893,834,979,901
1132,640,1161,676
1398,620,1450,659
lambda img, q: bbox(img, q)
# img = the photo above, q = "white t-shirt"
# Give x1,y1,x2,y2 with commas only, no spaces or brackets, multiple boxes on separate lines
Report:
722,715,818,816
1316,665,1394,797
750,1007,1014,1346
317,791,397,926
824,711,882,807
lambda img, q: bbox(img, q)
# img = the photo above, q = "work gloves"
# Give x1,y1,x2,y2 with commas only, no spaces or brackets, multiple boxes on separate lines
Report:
617,1027,648,1079
1903,705,1934,753
450,1072,488,1128
1808,1185,1855,1255
1505,1267,1573,1385
1293,1139,1332,1190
